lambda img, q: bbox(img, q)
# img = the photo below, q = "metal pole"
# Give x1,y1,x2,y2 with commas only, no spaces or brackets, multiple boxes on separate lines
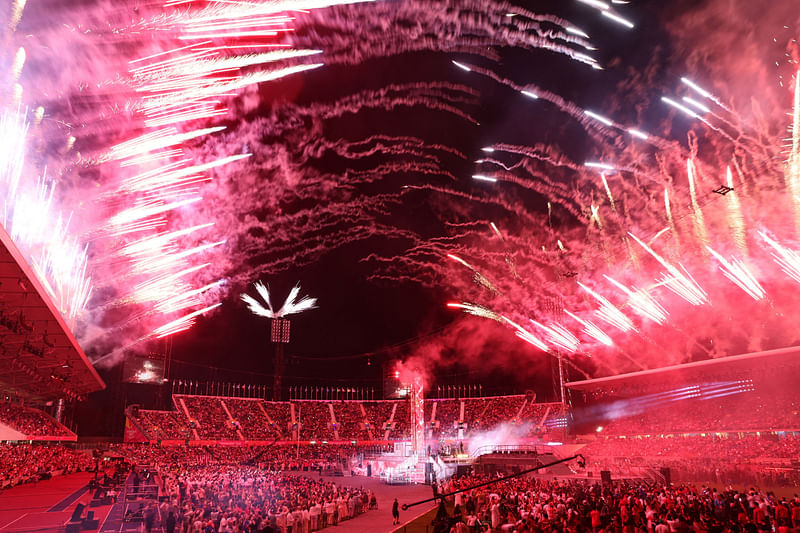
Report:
274,342,285,401
559,354,567,441
558,352,566,407
296,405,301,460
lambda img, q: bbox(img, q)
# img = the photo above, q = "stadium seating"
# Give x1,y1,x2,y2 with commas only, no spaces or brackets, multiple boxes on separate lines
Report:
0,444,93,488
362,400,394,438
225,398,274,440
581,433,800,486
295,401,333,441
123,394,563,442
177,395,240,440
331,401,367,441
263,401,292,437
0,402,74,438
429,398,461,439
587,388,800,436
135,409,193,440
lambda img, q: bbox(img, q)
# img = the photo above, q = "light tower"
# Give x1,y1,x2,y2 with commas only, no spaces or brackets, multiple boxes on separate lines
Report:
543,296,568,440
270,318,291,401
241,282,317,401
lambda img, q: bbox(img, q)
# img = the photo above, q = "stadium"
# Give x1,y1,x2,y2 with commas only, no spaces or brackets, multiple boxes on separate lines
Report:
2,0,800,532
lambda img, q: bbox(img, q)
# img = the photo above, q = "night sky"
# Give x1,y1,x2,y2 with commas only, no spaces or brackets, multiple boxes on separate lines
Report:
164,0,671,385
65,0,800,435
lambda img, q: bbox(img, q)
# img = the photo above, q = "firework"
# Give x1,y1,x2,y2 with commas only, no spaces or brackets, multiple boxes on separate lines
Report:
241,281,318,318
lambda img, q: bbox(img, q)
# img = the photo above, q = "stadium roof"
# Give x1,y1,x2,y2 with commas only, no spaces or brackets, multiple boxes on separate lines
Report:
564,345,800,394
0,224,104,402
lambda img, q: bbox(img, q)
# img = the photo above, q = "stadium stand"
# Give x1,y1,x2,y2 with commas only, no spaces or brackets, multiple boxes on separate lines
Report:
391,399,410,440
0,444,94,489
177,395,240,440
430,398,461,439
568,346,800,436
263,401,292,438
331,401,367,441
225,398,274,440
129,409,192,441
295,400,334,441
0,226,104,403
123,394,564,442
470,395,525,433
362,400,394,438
0,401,75,438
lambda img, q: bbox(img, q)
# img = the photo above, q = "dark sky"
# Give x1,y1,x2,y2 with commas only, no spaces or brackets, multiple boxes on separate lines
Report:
165,0,676,391
75,0,706,435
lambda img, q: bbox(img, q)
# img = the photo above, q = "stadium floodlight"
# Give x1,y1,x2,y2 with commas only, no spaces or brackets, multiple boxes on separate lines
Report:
241,281,317,400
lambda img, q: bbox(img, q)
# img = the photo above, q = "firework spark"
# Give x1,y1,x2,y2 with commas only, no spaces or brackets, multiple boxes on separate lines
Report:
241,281,318,318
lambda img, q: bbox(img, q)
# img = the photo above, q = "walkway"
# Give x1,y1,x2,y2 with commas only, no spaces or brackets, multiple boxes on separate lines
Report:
98,470,161,533
316,474,436,533
0,472,112,532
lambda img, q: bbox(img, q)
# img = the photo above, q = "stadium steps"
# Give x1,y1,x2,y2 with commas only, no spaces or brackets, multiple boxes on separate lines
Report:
256,401,283,438
360,403,374,440
384,402,398,440
328,403,340,440
175,397,200,440
219,399,245,441
428,401,437,441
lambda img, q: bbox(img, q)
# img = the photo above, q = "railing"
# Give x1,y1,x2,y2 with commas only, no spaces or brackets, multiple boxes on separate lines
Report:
644,467,666,485
469,444,552,458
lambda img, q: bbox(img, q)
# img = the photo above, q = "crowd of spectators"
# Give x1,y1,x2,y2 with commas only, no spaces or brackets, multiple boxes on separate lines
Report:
178,395,240,440
263,402,292,438
433,399,462,439
0,401,73,437
295,401,333,441
226,399,276,440
126,394,558,442
98,442,385,531
136,410,193,440
463,398,489,434
0,444,94,488
469,396,525,434
582,434,800,487
519,403,557,427
108,443,368,473
332,402,367,441
392,400,410,440
362,401,395,438
431,473,800,533
594,389,800,437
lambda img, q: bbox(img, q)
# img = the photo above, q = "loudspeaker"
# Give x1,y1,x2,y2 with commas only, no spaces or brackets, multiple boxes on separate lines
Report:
71,503,85,521
600,470,612,484
366,464,372,477
660,467,671,485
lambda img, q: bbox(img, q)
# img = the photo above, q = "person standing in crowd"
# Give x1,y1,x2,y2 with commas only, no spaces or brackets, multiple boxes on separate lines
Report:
143,502,156,533
164,510,176,533
392,498,400,525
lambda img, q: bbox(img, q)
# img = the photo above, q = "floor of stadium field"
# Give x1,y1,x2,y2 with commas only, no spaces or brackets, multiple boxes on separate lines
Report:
0,472,114,532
